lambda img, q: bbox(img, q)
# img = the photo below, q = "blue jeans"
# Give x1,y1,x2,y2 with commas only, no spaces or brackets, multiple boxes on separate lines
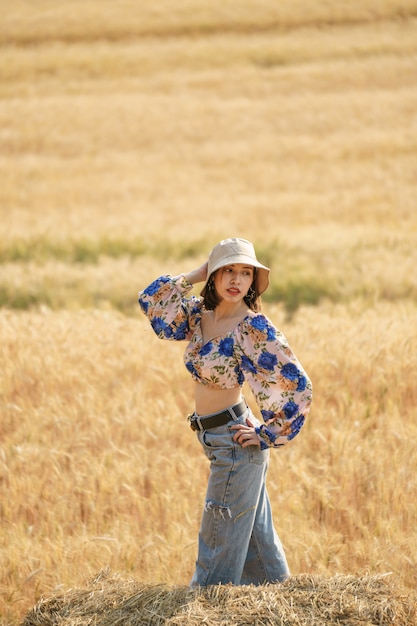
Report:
190,405,290,586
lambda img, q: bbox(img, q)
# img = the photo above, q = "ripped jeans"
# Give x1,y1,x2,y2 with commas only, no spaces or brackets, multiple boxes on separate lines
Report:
190,406,290,587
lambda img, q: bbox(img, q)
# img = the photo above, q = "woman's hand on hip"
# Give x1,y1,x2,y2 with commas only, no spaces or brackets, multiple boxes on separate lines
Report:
231,420,261,448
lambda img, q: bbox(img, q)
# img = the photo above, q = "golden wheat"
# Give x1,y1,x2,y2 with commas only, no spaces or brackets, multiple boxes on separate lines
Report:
1,302,417,623
1,1,417,624
1,15,416,243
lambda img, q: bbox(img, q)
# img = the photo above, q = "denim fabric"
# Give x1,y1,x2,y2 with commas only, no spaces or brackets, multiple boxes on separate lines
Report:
190,406,290,587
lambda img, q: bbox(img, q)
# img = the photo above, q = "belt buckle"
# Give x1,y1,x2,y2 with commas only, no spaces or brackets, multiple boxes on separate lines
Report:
188,413,199,431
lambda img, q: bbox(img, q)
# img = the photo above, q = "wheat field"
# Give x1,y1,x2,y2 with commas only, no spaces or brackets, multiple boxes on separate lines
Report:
1,1,417,624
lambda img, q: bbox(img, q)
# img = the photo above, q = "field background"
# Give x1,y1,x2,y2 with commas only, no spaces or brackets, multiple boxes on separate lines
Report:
1,1,417,623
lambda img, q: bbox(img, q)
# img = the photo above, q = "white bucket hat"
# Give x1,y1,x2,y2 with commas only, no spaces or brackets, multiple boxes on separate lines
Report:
201,238,270,297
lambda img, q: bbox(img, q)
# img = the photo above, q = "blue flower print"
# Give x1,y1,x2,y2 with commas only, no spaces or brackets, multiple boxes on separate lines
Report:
241,355,257,374
200,341,213,356
266,325,276,341
144,276,168,296
251,315,277,341
282,400,299,420
258,351,278,371
164,325,174,339
296,374,307,392
139,299,149,314
173,320,189,340
235,365,245,386
138,274,312,448
288,414,305,440
265,428,277,445
185,361,199,377
151,316,169,337
190,304,201,318
251,316,268,332
261,409,275,422
280,363,300,381
281,363,307,391
219,337,234,357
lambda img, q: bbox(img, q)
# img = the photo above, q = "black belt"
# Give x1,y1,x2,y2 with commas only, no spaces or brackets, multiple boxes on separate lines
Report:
188,400,247,432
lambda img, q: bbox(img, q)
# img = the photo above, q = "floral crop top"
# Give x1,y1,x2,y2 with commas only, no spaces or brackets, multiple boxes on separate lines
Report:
138,274,312,449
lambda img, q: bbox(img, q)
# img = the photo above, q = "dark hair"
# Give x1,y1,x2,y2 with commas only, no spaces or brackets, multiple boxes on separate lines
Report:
203,269,262,312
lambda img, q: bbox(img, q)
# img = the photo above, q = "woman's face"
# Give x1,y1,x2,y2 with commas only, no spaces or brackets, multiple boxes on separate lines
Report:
213,263,254,303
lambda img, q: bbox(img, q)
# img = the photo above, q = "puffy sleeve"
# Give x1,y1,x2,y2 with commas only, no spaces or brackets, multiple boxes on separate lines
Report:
236,314,313,449
138,274,201,341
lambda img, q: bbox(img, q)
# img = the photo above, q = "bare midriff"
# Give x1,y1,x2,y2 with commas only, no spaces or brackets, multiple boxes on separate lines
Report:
194,381,243,416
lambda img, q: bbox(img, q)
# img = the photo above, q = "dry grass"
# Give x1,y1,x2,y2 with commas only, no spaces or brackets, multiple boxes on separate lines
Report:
21,570,416,626
1,0,417,624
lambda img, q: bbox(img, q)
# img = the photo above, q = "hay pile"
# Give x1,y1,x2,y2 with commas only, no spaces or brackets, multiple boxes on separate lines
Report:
22,569,416,626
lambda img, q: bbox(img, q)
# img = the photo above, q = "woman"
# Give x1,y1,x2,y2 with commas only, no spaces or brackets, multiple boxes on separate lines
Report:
138,237,312,587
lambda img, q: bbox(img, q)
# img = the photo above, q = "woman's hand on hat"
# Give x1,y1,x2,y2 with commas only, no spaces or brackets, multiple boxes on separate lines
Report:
185,261,208,286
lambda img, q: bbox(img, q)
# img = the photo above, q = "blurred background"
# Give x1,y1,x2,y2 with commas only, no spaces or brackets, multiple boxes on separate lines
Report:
1,0,416,316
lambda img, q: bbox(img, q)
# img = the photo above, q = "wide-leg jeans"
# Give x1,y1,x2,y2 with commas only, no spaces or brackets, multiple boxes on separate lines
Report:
190,408,290,587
